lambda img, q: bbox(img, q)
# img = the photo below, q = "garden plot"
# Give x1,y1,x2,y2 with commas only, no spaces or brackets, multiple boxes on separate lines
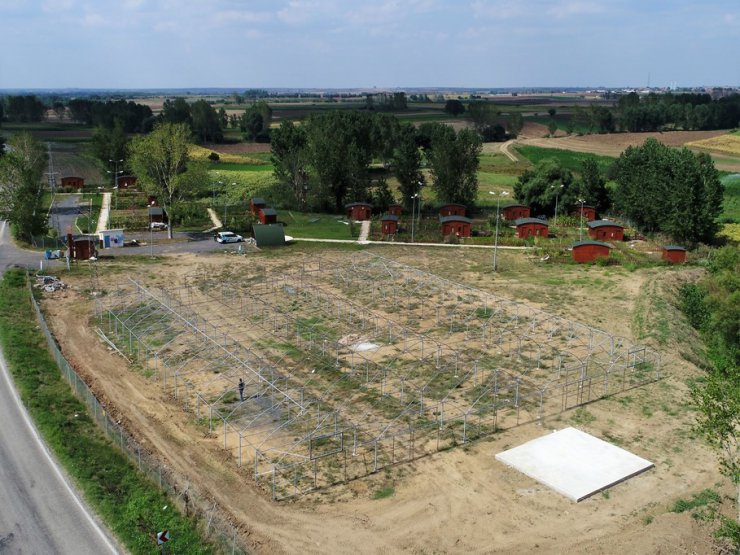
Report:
98,252,661,500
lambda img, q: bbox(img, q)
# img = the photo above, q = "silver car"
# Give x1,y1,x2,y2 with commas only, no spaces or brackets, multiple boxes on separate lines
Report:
215,231,243,243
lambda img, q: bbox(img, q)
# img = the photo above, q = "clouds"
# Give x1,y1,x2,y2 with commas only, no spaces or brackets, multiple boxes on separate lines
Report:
0,0,736,88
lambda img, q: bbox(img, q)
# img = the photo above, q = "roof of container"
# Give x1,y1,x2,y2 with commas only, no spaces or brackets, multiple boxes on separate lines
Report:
571,241,612,249
439,215,473,224
260,207,277,216
515,217,549,226
345,202,372,208
663,245,687,251
381,214,400,221
251,197,266,205
587,220,624,229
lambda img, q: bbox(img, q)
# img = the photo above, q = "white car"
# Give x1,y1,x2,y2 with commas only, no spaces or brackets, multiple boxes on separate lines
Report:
215,231,243,243
150,222,168,231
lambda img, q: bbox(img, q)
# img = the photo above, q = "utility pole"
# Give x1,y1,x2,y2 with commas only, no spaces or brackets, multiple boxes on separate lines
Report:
45,143,61,238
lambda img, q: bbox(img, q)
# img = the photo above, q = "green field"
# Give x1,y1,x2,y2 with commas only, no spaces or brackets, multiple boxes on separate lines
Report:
515,145,616,173
280,212,359,240
212,162,273,172
75,193,104,233
720,173,740,222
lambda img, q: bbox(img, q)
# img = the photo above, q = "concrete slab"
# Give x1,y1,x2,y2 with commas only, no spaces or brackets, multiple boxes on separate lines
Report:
495,427,654,501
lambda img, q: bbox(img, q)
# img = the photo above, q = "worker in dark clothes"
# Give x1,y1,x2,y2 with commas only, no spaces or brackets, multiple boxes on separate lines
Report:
238,378,245,402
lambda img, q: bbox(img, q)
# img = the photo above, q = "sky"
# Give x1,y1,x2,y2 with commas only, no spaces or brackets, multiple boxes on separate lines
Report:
0,0,738,89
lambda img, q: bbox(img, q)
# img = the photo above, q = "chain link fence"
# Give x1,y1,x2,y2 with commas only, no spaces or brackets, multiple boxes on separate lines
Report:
27,280,248,554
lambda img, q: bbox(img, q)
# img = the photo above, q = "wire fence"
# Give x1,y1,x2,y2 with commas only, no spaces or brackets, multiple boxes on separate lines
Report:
27,279,248,554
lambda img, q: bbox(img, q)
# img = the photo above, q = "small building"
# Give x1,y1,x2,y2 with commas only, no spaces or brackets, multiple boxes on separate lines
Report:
572,205,597,221
502,204,530,221
98,229,125,249
148,206,167,224
381,214,399,235
250,197,267,215
571,241,612,263
439,203,466,218
440,215,472,238
387,204,403,217
587,220,624,241
662,245,687,264
346,202,373,221
252,224,286,247
67,233,98,260
61,176,84,189
117,175,137,189
258,207,278,225
515,217,549,239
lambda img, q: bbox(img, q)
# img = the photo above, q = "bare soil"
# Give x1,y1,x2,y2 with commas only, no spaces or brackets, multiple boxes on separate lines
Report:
42,248,735,554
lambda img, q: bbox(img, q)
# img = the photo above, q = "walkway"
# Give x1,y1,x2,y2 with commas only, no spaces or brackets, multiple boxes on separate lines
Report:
292,237,529,250
206,208,222,231
95,193,112,234
500,140,519,162
357,220,371,243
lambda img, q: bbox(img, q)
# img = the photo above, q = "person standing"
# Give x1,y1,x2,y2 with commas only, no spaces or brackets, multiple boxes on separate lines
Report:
238,378,245,402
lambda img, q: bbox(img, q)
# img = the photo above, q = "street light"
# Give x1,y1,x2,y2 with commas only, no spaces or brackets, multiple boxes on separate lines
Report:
107,159,123,211
489,190,509,272
410,193,419,243
577,197,586,241
149,200,155,258
551,183,564,226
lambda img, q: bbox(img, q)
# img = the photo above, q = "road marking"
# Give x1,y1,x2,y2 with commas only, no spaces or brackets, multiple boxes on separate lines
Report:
0,345,119,554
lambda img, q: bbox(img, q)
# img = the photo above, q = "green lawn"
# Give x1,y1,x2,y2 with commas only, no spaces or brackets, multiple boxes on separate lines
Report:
515,145,616,173
76,193,104,233
211,162,273,172
720,173,740,222
280,212,359,239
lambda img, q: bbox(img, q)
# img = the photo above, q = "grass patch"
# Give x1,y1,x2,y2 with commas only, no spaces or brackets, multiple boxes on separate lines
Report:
280,212,359,240
515,145,615,174
670,489,721,514
570,407,596,425
720,173,740,223
372,485,395,499
0,270,212,554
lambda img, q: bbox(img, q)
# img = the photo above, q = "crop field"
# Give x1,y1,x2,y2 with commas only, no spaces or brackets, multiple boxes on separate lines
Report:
685,132,740,156
515,145,615,173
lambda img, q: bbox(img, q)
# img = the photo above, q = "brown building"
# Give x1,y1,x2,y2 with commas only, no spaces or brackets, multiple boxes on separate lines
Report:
386,204,403,217
571,241,611,263
440,215,472,238
572,205,597,221
61,176,84,189
117,175,137,189
346,202,373,221
148,206,167,224
439,203,466,218
515,217,549,239
381,214,399,235
250,197,267,214
662,246,687,264
67,234,98,260
502,204,530,221
587,220,624,241
258,207,278,225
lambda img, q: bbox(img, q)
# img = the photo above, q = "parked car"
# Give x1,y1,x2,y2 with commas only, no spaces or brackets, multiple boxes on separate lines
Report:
150,222,168,231
215,231,243,243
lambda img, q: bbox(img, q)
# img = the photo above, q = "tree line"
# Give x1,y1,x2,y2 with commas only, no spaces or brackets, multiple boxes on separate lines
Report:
270,111,481,213
514,138,724,244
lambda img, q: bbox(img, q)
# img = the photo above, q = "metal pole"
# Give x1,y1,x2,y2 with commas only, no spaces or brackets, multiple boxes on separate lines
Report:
411,194,416,243
579,198,585,241
493,195,501,272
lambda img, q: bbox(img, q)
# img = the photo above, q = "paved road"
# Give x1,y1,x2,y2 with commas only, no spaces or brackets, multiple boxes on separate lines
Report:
0,221,119,554
49,193,83,236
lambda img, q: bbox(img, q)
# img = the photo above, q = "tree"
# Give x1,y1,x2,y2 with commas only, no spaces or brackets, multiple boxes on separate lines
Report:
547,108,557,117
239,101,272,141
0,132,48,240
160,98,192,126
392,124,424,210
426,124,481,207
128,122,196,239
613,138,724,243
576,159,610,214
467,102,504,141
271,120,310,209
507,113,523,137
547,120,558,136
5,96,46,122
52,101,66,120
444,99,465,116
190,100,223,143
513,158,575,216
90,122,128,176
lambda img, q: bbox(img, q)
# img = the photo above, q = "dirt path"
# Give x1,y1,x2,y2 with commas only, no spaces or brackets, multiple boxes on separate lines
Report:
499,139,519,162
42,251,733,554
95,193,111,234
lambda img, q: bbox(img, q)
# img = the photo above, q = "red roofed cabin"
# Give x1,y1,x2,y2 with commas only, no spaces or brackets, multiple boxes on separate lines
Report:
66,233,98,260
250,197,267,215
502,204,530,221
117,175,137,189
662,246,687,264
440,216,472,238
381,214,399,235
386,204,403,217
572,241,611,263
439,203,466,217
515,218,549,239
346,202,372,221
258,207,278,225
587,220,624,241
572,205,597,221
61,176,84,189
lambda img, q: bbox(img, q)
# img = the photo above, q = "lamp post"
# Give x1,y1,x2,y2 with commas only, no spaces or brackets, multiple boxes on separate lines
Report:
149,200,155,258
107,158,123,211
411,193,419,243
577,197,586,241
552,183,564,226
489,190,509,272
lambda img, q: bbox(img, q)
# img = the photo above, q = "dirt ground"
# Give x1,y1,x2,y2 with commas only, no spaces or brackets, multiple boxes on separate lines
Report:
43,247,735,554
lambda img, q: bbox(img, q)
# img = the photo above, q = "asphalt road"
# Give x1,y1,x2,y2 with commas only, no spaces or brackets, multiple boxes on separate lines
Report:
48,193,84,237
0,221,119,554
